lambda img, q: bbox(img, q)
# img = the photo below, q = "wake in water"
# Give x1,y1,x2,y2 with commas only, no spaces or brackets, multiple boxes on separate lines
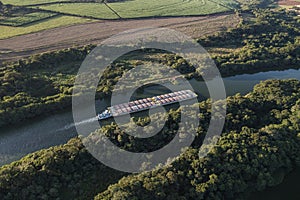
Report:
56,117,98,132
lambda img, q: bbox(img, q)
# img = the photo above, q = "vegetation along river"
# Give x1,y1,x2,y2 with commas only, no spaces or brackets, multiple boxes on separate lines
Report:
0,68,299,199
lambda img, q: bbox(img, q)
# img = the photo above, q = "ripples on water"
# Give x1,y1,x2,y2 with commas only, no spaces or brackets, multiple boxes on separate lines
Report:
56,117,98,132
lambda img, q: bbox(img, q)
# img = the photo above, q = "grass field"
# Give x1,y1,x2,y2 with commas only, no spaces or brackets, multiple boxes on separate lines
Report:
36,3,120,19
0,0,239,39
1,0,70,6
106,0,234,18
0,13,240,63
37,0,238,19
0,16,94,39
0,12,57,26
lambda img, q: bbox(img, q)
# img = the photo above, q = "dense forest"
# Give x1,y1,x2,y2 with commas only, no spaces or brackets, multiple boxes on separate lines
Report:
0,79,299,199
96,79,300,200
200,9,300,75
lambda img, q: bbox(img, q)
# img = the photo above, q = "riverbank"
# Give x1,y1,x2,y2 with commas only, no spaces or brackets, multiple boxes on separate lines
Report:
1,68,300,166
2,7,300,128
1,78,299,199
1,45,300,129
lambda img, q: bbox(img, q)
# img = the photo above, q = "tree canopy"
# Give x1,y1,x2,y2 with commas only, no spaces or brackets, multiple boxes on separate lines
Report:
0,79,299,199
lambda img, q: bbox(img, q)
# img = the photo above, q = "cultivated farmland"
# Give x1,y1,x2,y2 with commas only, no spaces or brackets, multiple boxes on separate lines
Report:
36,3,121,19
0,12,57,26
1,0,71,5
0,16,94,39
37,0,238,19
0,0,238,39
0,13,240,63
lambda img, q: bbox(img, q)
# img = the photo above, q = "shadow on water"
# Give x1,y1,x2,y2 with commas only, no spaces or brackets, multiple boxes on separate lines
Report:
249,168,300,200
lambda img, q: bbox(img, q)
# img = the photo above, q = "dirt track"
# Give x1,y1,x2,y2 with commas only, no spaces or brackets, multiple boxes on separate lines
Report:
0,14,239,63
278,0,300,6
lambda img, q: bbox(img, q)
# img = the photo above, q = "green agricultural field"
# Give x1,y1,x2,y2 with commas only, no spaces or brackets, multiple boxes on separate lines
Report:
0,16,94,39
0,12,57,26
1,0,70,6
0,0,239,39
107,0,237,18
37,0,238,19
36,3,120,19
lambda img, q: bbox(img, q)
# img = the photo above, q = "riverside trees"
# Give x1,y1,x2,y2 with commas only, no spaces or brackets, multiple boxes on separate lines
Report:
0,79,299,199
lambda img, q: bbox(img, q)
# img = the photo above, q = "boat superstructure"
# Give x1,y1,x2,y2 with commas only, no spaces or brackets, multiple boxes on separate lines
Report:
97,90,197,120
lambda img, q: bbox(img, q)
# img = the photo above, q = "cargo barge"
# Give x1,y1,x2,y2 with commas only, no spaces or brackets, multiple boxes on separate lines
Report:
97,90,197,120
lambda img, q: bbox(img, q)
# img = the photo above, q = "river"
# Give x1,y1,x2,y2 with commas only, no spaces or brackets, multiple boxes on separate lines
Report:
0,68,299,198
249,167,300,200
